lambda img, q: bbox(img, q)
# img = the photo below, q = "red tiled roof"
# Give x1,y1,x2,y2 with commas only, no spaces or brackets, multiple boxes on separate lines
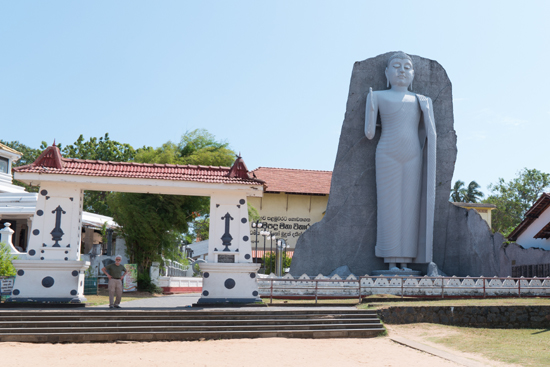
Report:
252,167,331,195
13,145,264,186
508,193,550,241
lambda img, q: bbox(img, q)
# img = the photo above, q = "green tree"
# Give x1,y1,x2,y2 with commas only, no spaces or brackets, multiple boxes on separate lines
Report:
135,129,235,167
110,129,237,271
61,134,136,216
463,181,484,203
0,242,16,276
484,168,550,236
450,180,484,203
450,180,466,202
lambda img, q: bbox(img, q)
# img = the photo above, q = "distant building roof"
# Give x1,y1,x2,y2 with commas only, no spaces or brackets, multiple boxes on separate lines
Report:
0,143,22,156
508,192,550,241
13,145,264,186
452,202,496,209
251,167,331,195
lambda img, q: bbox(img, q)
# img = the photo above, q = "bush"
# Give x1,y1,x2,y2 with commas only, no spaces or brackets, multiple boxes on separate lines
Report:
0,242,16,276
262,252,292,275
136,272,163,293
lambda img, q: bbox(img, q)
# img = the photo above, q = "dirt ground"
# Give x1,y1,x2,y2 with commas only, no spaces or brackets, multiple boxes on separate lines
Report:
0,326,522,367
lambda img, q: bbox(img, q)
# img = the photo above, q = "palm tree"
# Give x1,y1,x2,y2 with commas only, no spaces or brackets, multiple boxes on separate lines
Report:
450,180,466,202
463,181,484,203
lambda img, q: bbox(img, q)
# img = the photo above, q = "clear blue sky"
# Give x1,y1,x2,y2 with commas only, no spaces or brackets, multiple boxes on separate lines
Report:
1,1,549,195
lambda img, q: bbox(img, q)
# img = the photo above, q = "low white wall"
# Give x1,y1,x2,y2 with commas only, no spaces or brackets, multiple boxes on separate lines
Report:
257,273,550,297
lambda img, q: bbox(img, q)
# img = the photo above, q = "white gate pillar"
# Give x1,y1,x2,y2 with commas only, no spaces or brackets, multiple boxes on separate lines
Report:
8,183,89,303
197,192,261,304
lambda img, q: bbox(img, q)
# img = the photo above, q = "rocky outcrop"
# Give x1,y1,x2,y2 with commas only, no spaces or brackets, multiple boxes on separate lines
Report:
290,52,505,277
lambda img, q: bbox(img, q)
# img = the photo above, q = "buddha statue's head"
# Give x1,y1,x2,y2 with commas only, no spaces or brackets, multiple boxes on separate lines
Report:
385,51,414,90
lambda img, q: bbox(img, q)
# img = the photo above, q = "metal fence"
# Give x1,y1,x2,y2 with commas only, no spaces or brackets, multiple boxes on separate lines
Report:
257,276,550,304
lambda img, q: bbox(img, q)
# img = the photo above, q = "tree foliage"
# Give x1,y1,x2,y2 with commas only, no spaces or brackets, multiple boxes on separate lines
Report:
0,242,16,276
61,134,136,216
450,180,484,203
484,168,550,236
136,129,235,167
111,129,236,271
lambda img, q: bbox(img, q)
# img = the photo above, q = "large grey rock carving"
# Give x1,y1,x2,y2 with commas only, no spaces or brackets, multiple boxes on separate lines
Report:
290,52,505,277
365,52,436,269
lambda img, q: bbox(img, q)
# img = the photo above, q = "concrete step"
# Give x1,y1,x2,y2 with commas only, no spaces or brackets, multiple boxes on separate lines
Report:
0,317,382,328
0,328,385,343
0,322,385,334
0,309,385,342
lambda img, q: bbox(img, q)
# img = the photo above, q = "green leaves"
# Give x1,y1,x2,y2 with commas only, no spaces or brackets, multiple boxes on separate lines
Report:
0,242,16,277
484,168,550,236
450,180,484,203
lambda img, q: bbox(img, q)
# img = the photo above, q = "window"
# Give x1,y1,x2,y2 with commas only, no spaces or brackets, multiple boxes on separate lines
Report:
0,157,8,174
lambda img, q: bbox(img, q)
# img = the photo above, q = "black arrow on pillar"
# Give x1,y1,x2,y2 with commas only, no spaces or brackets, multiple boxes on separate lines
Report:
51,205,66,247
221,212,234,251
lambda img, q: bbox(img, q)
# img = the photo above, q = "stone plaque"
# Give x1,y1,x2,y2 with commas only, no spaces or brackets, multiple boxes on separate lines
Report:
217,254,235,263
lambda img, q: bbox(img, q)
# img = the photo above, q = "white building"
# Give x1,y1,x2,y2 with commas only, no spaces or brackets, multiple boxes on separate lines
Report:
508,193,550,251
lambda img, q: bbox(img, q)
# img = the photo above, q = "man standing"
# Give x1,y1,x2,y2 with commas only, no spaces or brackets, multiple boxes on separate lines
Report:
101,255,127,308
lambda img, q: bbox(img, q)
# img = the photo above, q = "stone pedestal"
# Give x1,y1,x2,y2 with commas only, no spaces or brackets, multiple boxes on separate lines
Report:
371,269,422,277
8,260,89,302
197,263,261,304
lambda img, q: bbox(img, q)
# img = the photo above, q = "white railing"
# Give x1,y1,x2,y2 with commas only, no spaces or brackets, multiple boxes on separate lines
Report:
160,258,190,277
257,274,550,302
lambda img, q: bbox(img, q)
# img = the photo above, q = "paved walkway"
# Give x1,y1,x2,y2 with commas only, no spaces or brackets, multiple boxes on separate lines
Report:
91,293,201,309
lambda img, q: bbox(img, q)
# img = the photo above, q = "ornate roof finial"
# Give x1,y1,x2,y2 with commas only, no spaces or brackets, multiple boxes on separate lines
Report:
53,139,56,147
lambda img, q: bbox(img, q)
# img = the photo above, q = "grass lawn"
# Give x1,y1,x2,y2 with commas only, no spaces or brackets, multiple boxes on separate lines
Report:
85,287,161,306
392,323,550,367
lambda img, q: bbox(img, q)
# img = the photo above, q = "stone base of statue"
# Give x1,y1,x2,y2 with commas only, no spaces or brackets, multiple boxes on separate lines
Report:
371,269,422,277
195,262,263,306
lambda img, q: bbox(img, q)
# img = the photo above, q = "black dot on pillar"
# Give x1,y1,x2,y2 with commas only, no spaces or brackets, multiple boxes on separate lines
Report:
243,236,249,242
17,270,24,276
36,210,43,216
224,278,236,289
12,289,20,296
28,250,36,256
64,257,68,261
249,272,256,278
72,270,78,277
40,190,48,196
41,250,44,253
239,199,245,205
40,257,44,260
241,218,247,224
252,291,259,297
42,276,54,288
202,290,209,296
33,229,40,236
244,254,251,260
70,290,77,296
204,272,210,278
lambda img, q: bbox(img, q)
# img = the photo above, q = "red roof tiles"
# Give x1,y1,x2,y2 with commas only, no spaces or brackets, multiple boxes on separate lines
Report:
508,192,550,241
14,145,264,186
252,167,331,195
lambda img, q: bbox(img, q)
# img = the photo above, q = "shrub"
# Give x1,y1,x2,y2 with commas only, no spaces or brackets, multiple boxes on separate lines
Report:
0,242,16,276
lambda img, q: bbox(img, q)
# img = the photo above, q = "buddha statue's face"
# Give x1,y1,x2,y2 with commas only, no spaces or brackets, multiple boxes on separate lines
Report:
385,58,414,88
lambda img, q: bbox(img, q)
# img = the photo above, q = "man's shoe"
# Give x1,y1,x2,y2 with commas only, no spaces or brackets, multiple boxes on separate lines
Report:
114,305,121,308
109,305,114,308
